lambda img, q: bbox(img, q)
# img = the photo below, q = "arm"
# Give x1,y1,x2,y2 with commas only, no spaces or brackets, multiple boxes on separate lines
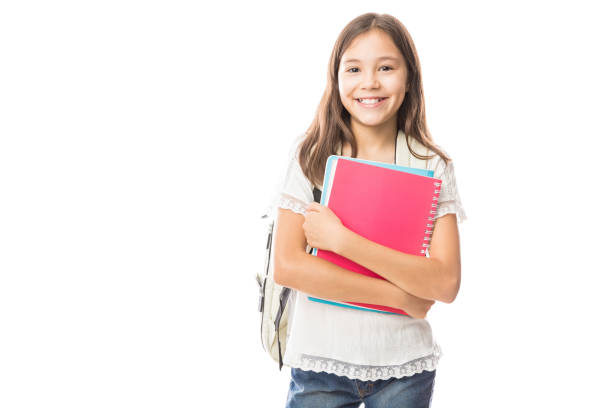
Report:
335,213,462,304
273,208,434,318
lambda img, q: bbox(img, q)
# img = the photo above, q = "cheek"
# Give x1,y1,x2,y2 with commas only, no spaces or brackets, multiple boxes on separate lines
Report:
383,76,406,94
337,80,347,97
337,85,353,108
338,76,358,96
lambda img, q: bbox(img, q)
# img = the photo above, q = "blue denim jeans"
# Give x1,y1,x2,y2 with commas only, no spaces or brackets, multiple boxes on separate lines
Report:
285,367,436,408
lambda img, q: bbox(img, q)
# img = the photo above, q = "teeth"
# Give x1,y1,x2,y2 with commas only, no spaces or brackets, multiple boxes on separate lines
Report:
358,98,384,104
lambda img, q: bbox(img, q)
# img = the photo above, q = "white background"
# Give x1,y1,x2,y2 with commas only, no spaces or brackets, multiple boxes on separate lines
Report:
1,1,611,407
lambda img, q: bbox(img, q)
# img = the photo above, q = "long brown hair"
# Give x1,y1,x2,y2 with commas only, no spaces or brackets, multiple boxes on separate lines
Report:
297,12,451,188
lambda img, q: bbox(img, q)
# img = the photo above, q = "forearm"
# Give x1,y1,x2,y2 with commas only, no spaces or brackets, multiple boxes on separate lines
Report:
336,227,452,303
277,251,407,312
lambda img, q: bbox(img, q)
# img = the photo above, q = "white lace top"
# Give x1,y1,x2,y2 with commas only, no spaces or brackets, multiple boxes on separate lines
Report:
267,132,467,381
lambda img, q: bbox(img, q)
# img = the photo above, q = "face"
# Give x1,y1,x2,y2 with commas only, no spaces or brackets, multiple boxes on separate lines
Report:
338,29,408,129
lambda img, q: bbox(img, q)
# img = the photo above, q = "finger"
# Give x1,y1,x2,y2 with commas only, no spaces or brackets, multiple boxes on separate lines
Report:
306,205,319,213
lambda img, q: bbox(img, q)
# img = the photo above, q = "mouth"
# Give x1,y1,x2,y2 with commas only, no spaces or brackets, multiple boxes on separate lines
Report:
355,97,388,108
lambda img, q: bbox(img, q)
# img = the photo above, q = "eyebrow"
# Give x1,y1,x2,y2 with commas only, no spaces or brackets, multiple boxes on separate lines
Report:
342,56,400,64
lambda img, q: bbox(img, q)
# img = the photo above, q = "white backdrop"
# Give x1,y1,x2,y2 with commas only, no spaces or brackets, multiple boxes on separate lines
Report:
1,1,611,407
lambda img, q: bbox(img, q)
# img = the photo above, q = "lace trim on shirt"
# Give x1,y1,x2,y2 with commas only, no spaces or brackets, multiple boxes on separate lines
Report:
291,343,442,381
275,193,309,215
435,200,468,223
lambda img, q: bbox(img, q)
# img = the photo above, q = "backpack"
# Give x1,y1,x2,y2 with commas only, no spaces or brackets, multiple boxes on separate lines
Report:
255,132,433,371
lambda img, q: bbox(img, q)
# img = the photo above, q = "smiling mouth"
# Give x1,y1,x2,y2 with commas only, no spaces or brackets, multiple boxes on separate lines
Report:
355,97,388,107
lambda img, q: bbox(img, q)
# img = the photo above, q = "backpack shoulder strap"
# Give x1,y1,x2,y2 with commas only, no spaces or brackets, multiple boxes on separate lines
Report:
396,129,431,169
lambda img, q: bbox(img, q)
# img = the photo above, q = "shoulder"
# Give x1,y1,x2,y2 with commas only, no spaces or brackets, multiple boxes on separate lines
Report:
426,145,468,223
265,133,314,218
427,145,460,200
275,133,315,212
426,144,454,180
288,132,308,160
407,135,453,178
285,133,313,184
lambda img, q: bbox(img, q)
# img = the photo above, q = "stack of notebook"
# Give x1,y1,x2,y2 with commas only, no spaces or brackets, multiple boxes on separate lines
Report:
308,155,442,316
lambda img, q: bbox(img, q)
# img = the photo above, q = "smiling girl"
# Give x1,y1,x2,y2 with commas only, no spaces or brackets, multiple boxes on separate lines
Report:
272,12,467,408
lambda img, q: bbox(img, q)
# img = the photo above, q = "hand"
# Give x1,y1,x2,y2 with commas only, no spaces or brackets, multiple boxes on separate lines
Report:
303,202,346,253
401,292,435,319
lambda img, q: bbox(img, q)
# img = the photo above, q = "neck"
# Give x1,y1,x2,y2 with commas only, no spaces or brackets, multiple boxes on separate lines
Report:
345,118,398,157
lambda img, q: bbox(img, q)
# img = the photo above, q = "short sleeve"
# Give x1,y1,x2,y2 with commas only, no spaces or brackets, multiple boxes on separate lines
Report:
267,138,314,217
431,157,467,223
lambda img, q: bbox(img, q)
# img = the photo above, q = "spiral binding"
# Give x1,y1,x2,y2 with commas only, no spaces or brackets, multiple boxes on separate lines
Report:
421,181,442,254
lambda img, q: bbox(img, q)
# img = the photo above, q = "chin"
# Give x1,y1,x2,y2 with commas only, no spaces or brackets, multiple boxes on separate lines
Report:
353,115,392,127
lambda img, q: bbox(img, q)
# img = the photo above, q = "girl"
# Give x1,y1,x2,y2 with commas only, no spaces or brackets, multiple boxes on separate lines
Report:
272,12,467,408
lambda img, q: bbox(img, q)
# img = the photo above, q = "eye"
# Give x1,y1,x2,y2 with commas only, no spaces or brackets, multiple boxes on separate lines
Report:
346,66,393,73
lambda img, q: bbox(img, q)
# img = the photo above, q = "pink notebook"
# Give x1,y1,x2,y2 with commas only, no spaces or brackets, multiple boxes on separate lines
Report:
309,156,442,316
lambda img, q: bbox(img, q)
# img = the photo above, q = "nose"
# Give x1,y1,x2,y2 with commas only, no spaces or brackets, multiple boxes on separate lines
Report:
360,70,380,89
